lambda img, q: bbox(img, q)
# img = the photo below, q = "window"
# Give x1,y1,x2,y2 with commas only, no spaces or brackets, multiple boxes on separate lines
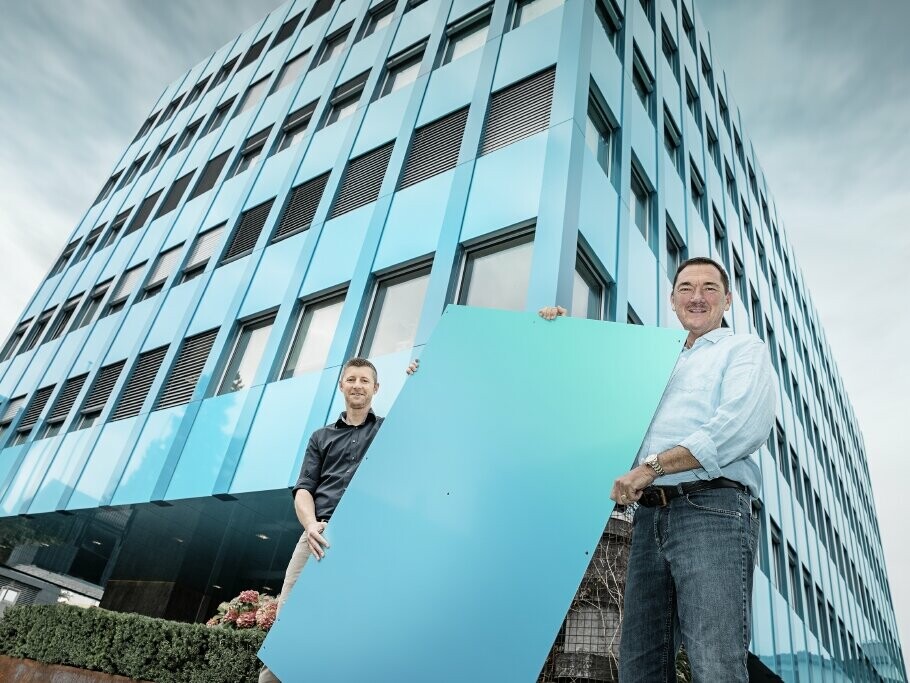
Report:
787,546,802,617
360,266,431,356
305,0,334,25
272,51,309,93
133,112,159,143
718,92,730,132
399,107,468,189
748,162,758,197
735,129,745,169
627,305,642,325
638,0,654,26
742,204,753,246
666,216,686,276
125,190,162,235
232,127,272,177
216,318,274,395
72,280,111,329
816,590,830,651
202,98,235,136
144,137,174,174
271,12,303,49
181,224,225,282
630,166,653,244
104,264,145,316
661,20,679,82
685,72,701,130
46,296,80,342
379,44,424,97
275,103,316,152
140,246,183,300
0,396,26,443
324,73,367,126
0,322,29,362
155,171,194,218
74,228,102,264
362,1,395,38
706,119,721,174
572,254,606,320
442,6,491,64
594,0,623,55
39,374,86,438
182,76,210,109
156,329,219,408
273,173,330,241
172,119,202,155
631,46,655,121
315,25,351,67
20,309,55,353
712,210,728,269
724,162,738,204
222,199,275,262
49,241,78,277
690,161,707,224
99,209,130,250
75,360,124,429
512,0,564,29
681,3,695,51
11,385,55,445
663,108,683,179
110,346,169,421
585,94,615,176
480,68,555,155
189,150,232,200
750,285,762,339
732,250,746,303
238,36,270,70
330,143,394,218
156,95,184,127
770,521,785,594
790,450,802,504
210,56,239,90
700,48,714,94
457,231,534,311
119,155,147,188
94,172,123,205
235,76,271,117
281,294,346,378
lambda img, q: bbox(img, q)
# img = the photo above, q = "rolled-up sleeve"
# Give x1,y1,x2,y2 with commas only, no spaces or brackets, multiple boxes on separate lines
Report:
679,339,777,478
292,433,323,497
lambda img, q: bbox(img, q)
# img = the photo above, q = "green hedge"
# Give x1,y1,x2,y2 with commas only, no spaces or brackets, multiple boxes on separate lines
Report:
0,604,265,683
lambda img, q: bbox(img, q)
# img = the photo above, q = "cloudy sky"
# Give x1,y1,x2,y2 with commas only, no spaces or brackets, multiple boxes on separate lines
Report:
0,0,907,661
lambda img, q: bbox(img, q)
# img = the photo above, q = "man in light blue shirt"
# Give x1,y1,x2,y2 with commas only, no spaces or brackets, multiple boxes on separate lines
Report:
541,256,776,683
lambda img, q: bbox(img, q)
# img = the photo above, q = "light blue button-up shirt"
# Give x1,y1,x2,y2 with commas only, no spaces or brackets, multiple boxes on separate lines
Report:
635,327,777,498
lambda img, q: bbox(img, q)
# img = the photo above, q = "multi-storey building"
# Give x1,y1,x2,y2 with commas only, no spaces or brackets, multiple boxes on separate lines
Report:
0,0,904,680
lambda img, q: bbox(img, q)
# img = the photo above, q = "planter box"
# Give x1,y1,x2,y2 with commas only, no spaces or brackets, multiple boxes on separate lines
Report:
0,656,153,683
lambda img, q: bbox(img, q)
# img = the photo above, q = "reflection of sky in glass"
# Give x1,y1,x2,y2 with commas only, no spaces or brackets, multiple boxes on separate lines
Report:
516,0,563,27
464,240,533,311
284,297,345,378
220,322,273,394
365,274,429,356
571,270,589,318
448,22,488,63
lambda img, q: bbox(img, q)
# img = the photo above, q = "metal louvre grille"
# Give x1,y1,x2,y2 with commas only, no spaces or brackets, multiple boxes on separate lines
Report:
82,361,126,414
126,190,162,235
238,36,269,70
111,347,168,421
18,386,54,431
329,143,394,219
273,173,329,241
147,246,183,287
1,396,26,424
222,200,274,261
480,68,555,156
47,374,88,423
399,107,468,189
185,226,225,269
155,328,219,410
190,150,232,200
272,12,302,48
156,171,194,218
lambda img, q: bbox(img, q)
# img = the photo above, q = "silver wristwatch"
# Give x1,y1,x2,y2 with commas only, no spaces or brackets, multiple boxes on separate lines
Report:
644,454,666,477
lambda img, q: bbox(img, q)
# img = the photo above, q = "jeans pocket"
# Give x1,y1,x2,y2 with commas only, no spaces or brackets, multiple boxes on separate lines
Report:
684,489,744,518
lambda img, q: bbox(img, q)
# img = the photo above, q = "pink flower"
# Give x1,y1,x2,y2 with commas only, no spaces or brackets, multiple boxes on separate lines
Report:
256,601,278,631
205,616,221,627
238,590,260,605
236,611,257,629
223,609,239,624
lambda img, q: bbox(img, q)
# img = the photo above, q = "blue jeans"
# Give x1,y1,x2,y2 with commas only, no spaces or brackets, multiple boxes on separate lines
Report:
619,487,759,683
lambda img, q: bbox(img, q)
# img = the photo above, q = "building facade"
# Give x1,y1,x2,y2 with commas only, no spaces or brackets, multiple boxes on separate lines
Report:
0,0,904,680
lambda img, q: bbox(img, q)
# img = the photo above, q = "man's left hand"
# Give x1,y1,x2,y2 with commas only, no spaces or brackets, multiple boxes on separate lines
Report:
610,465,657,504
406,358,419,375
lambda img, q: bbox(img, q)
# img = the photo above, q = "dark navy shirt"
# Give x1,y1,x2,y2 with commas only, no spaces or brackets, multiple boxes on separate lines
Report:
292,410,384,520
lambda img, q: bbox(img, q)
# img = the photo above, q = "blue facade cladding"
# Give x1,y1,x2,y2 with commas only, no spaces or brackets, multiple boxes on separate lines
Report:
0,0,904,680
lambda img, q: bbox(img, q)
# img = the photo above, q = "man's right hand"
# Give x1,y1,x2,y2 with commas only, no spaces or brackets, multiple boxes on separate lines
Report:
538,305,567,320
305,521,330,560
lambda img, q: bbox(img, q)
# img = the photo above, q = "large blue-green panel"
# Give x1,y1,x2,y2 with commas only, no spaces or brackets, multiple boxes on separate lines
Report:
260,305,684,682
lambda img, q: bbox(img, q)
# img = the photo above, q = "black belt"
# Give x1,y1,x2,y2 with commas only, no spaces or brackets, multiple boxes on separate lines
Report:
638,477,747,508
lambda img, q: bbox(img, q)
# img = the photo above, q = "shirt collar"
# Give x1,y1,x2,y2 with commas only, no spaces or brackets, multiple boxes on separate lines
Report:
335,409,378,427
689,327,734,349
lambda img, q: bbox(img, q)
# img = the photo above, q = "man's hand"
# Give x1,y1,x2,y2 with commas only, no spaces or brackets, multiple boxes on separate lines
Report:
610,465,657,505
305,521,330,560
406,358,419,375
538,305,568,320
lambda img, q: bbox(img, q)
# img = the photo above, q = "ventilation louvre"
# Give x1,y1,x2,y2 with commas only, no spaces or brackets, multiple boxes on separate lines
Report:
399,107,468,189
330,143,394,219
47,374,88,424
82,361,126,415
273,173,330,241
480,68,555,156
18,386,55,432
222,200,275,262
125,190,163,235
110,347,168,421
155,329,219,410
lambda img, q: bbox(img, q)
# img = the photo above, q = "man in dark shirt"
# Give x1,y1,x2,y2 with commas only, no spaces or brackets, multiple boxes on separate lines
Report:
259,356,415,683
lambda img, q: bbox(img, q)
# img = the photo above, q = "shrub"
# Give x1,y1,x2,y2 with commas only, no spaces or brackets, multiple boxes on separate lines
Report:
0,604,265,683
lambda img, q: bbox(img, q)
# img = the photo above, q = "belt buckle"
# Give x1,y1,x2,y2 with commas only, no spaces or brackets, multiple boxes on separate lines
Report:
656,487,668,507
